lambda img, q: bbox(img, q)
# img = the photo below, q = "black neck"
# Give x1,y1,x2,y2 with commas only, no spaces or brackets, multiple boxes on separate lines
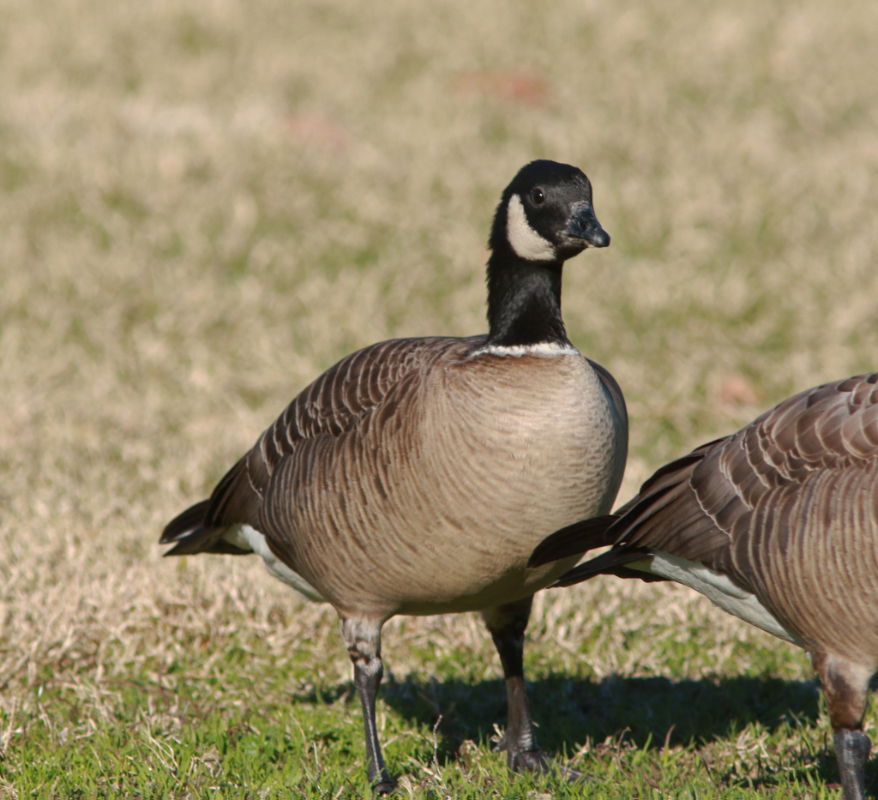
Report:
485,247,569,348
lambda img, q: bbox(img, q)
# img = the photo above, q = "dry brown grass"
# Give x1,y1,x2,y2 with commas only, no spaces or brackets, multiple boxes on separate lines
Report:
1,0,878,793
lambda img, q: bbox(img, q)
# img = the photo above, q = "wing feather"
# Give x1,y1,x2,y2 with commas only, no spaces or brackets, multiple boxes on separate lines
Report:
161,336,478,552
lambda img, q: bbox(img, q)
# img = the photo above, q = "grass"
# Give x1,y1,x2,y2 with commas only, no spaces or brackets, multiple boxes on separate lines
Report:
2,0,878,796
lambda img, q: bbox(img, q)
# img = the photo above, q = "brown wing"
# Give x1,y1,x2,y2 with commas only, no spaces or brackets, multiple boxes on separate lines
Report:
161,335,482,553
553,373,878,594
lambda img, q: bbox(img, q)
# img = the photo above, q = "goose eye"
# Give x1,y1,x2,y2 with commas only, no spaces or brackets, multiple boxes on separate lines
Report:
531,188,545,205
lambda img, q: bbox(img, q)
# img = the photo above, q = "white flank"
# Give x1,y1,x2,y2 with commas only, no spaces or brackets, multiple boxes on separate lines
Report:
223,523,327,603
472,341,579,358
506,194,556,261
629,552,803,645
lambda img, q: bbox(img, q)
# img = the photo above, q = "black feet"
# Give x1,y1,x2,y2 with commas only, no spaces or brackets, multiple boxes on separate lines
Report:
834,729,871,800
371,774,397,795
507,745,583,780
508,745,551,773
495,735,583,780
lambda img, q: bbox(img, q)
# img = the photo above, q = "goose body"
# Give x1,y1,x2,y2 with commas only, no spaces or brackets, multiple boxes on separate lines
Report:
531,373,878,800
189,336,623,617
162,161,627,791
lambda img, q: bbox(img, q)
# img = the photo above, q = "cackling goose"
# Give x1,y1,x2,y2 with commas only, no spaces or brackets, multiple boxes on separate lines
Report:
162,160,628,792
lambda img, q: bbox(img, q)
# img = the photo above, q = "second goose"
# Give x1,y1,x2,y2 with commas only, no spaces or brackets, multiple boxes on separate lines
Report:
531,373,878,800
161,160,628,791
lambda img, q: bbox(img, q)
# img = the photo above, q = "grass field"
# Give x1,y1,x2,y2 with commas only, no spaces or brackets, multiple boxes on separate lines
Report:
2,0,878,796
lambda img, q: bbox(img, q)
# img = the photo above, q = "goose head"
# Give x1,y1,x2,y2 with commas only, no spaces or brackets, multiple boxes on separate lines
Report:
490,160,610,265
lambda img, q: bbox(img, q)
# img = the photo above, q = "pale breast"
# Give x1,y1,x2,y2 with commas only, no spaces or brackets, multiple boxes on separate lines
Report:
438,352,625,544
376,351,624,615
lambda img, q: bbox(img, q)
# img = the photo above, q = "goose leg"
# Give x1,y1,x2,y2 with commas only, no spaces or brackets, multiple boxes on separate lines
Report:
813,652,872,800
482,596,556,774
835,730,871,800
341,617,395,794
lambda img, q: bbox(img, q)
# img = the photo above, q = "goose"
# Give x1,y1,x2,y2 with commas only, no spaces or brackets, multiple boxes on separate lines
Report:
161,160,628,792
530,373,878,800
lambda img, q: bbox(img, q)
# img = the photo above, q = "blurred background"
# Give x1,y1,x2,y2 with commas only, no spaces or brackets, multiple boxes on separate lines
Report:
2,0,878,794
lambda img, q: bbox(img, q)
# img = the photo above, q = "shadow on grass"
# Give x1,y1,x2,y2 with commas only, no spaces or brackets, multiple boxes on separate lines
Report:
296,672,821,763
392,673,819,757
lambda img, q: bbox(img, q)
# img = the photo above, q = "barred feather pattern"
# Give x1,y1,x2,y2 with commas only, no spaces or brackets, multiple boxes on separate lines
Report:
606,373,878,663
205,336,464,530
161,336,465,554
163,333,629,620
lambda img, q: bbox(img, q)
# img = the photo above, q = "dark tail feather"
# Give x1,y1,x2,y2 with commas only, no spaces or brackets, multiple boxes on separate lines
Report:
164,531,250,556
550,546,660,587
159,499,249,556
161,499,211,544
528,514,618,569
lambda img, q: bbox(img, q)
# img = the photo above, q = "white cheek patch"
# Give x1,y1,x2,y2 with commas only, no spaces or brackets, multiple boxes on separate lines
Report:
506,194,556,261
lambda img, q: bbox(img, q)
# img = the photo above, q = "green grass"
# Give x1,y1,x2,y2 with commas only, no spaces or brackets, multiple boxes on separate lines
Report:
2,0,878,796
1,630,867,797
